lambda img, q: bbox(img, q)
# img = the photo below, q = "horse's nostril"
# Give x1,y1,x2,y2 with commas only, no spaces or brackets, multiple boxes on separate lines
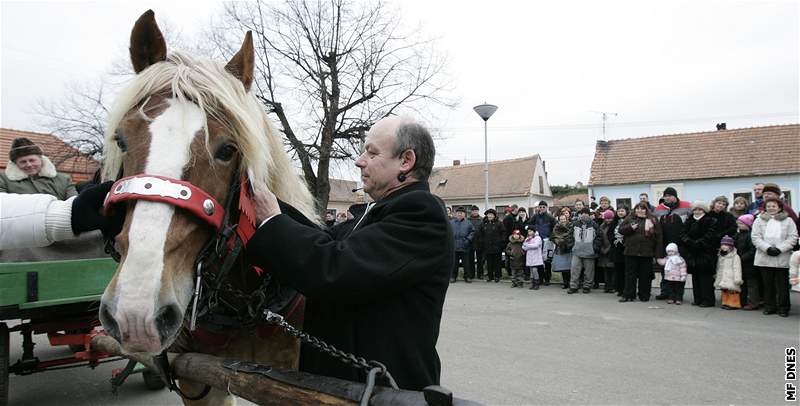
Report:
99,304,120,342
154,304,183,345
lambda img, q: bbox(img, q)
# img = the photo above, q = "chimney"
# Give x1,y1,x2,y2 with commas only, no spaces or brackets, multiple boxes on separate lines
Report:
716,122,726,131
453,160,460,166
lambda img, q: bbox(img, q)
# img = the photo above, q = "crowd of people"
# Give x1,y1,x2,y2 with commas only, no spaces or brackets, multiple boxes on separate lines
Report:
447,184,800,317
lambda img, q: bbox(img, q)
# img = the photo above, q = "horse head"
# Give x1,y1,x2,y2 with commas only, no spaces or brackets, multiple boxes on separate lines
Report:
98,10,315,354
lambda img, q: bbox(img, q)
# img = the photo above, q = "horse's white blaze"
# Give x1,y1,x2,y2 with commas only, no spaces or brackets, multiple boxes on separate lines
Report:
114,99,204,344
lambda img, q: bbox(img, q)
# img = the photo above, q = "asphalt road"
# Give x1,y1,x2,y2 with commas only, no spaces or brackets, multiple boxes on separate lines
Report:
6,280,799,405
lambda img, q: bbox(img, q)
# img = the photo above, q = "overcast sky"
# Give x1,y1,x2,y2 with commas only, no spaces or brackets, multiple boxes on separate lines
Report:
1,0,798,185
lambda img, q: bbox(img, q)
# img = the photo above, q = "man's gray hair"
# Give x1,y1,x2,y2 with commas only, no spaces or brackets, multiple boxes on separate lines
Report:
393,122,435,181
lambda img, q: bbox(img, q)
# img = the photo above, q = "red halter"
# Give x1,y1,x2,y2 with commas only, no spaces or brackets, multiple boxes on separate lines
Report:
104,175,226,230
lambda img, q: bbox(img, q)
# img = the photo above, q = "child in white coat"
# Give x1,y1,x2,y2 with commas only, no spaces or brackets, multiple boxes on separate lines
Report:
715,235,743,309
662,243,687,304
523,229,544,290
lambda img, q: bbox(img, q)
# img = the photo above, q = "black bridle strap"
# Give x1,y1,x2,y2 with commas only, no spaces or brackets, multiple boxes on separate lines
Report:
153,351,212,401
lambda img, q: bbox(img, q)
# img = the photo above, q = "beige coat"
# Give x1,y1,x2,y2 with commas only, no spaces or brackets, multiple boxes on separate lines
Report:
751,212,799,269
714,250,743,292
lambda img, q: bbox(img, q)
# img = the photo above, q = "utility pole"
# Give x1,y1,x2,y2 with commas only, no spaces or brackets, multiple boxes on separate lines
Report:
589,111,618,140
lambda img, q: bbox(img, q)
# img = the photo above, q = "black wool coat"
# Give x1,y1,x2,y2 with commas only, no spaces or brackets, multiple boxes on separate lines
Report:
680,214,719,274
246,181,453,390
478,219,507,254
708,210,738,243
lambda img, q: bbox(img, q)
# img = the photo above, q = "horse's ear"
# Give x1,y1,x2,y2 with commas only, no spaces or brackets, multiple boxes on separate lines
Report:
225,31,254,92
129,10,167,74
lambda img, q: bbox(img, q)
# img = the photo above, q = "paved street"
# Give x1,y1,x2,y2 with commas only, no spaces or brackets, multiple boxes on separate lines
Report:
7,281,800,405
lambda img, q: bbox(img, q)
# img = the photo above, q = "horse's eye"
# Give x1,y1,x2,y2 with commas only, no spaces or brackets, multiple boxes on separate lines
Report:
114,129,128,152
214,144,238,162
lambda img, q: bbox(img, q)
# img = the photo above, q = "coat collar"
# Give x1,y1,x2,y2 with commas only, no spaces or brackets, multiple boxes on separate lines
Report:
374,181,430,206
759,211,789,222
4,155,57,181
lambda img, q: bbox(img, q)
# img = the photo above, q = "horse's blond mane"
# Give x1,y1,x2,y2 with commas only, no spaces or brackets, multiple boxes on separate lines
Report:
102,52,319,223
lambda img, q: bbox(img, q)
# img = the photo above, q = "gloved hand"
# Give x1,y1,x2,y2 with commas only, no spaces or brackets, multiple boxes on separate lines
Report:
766,246,781,257
71,181,125,239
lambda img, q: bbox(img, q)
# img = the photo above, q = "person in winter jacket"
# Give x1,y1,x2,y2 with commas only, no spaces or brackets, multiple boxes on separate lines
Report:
551,214,574,288
619,202,663,302
709,196,738,244
660,243,687,304
479,209,507,282
567,208,602,294
752,183,800,232
468,206,485,280
734,214,759,310
506,229,527,287
529,201,556,285
653,186,692,300
594,196,615,222
597,210,615,293
522,229,544,290
751,198,799,317
450,207,475,283
610,206,629,295
681,201,719,307
715,235,743,309
0,137,77,200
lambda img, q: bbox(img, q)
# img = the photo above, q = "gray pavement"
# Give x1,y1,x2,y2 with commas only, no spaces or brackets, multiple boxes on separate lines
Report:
6,280,800,405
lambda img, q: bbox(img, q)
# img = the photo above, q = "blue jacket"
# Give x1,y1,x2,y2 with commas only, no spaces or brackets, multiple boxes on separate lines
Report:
451,217,474,252
529,212,556,239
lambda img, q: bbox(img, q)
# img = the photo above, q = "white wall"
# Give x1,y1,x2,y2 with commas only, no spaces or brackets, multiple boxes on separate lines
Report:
589,174,800,209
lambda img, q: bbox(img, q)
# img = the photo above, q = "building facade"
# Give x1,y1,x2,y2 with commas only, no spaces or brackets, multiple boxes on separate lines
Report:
428,155,553,213
588,124,800,210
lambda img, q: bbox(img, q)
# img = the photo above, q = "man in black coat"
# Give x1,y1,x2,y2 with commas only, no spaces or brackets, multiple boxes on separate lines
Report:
246,116,453,391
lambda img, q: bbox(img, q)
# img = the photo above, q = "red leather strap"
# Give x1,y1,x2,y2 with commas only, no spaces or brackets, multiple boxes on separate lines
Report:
104,175,225,230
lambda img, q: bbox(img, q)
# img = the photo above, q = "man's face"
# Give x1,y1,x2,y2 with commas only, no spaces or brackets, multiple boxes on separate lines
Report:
537,205,547,214
471,209,479,217
664,195,677,204
754,184,764,198
579,212,590,221
486,213,495,221
763,191,779,200
15,154,42,176
355,118,404,200
325,213,334,221
639,194,648,203
456,211,466,220
575,201,584,210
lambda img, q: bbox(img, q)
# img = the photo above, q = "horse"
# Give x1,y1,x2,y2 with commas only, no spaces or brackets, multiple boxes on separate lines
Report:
98,10,318,405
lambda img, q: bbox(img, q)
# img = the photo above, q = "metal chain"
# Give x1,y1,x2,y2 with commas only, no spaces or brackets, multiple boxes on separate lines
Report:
263,310,399,390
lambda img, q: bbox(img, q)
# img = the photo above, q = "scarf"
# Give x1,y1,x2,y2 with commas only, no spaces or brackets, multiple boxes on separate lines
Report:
664,253,685,272
693,213,705,220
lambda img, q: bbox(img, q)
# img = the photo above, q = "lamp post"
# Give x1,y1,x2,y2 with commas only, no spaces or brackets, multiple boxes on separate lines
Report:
473,103,498,212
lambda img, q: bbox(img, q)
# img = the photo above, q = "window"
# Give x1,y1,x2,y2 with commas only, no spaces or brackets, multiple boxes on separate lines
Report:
783,190,792,205
538,176,544,194
616,198,632,210
495,205,507,214
732,192,752,205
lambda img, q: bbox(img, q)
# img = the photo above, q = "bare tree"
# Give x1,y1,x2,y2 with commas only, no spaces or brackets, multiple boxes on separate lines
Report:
35,81,110,163
207,0,453,213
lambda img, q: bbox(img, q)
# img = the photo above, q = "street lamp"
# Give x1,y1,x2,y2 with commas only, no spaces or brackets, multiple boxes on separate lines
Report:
473,103,498,212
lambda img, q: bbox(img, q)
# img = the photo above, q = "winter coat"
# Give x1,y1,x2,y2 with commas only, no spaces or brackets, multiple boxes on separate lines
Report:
619,216,664,258
714,250,743,292
663,254,688,282
502,213,516,237
551,221,574,253
751,211,799,269
0,157,77,200
512,216,529,234
505,235,526,271
246,181,451,390
593,205,615,222
522,235,544,266
0,192,76,249
596,222,613,268
529,212,556,239
609,218,626,263
450,217,474,252
753,201,800,232
468,214,483,250
681,214,719,274
655,200,692,246
479,219,507,254
790,251,800,293
569,218,602,258
733,229,756,278
708,210,738,244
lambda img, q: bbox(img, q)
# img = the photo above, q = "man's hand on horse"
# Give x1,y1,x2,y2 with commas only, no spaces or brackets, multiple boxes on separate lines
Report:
253,183,281,225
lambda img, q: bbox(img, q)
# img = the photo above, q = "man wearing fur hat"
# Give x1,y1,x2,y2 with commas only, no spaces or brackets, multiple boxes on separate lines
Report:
0,137,77,200
752,182,799,231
